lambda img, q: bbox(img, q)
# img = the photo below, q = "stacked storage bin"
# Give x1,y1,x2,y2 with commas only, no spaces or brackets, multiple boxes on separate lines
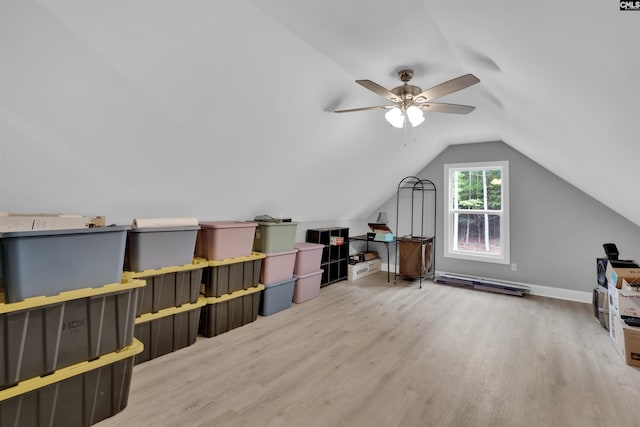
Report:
123,219,205,365
197,221,265,337
0,226,144,426
292,242,325,303
253,221,299,316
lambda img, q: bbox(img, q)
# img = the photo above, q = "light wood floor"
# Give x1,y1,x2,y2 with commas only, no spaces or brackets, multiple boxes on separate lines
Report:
97,272,640,427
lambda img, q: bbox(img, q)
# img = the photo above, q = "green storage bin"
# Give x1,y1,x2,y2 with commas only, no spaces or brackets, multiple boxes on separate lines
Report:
253,222,298,253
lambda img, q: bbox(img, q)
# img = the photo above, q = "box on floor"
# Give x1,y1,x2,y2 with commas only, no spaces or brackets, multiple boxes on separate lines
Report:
606,260,640,289
348,258,381,281
612,317,640,368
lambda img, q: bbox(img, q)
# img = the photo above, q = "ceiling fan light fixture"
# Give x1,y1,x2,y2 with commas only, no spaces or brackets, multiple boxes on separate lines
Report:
406,105,425,127
385,107,404,128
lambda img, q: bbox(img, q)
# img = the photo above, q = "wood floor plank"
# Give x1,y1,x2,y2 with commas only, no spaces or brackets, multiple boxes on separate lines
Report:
96,273,640,427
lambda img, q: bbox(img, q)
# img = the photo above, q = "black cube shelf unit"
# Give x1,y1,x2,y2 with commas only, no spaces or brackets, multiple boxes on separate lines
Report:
306,227,349,287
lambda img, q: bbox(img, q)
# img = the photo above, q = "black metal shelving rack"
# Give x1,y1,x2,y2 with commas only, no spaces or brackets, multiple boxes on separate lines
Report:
394,176,436,288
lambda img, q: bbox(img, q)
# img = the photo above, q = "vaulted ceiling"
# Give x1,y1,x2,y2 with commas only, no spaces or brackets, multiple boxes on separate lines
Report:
1,1,639,227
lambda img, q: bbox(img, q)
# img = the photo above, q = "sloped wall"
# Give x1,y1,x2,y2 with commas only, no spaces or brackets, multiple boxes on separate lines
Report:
371,141,640,295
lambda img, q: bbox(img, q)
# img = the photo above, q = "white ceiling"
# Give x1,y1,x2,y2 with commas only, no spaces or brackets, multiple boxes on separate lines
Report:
250,0,640,225
1,0,639,227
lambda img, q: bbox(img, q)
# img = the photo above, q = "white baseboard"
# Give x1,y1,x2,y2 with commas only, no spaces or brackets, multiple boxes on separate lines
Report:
379,264,592,304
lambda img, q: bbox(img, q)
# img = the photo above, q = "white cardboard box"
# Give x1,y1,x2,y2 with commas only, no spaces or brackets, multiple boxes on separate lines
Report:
348,258,382,281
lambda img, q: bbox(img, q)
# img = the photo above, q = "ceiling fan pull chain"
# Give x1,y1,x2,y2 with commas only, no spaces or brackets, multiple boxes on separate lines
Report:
403,116,409,147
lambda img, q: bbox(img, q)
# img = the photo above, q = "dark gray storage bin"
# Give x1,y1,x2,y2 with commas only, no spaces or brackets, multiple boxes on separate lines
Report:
134,297,205,365
0,280,143,390
0,339,142,427
259,276,296,316
123,261,206,316
0,226,130,303
199,285,263,337
202,253,264,297
125,226,199,272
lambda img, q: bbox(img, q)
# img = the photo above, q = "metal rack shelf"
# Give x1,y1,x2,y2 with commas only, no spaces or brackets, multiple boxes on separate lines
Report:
394,176,436,288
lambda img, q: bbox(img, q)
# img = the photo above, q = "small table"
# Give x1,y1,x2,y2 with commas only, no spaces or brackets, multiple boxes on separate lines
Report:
349,235,398,283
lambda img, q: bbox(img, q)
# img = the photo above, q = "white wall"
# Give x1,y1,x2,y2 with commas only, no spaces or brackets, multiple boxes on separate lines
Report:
0,0,411,224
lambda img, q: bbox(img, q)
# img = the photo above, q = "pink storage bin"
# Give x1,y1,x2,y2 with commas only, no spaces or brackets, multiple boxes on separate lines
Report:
260,249,298,285
293,242,324,276
293,269,323,303
197,221,258,261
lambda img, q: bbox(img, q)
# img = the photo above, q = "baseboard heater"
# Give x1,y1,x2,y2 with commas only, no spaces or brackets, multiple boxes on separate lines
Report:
434,272,530,297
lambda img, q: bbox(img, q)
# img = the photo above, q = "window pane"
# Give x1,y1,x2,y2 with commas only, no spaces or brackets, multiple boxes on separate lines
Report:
451,169,502,211
454,213,502,255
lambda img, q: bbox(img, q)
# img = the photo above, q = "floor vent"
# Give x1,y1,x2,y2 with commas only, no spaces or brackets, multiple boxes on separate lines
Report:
434,273,530,297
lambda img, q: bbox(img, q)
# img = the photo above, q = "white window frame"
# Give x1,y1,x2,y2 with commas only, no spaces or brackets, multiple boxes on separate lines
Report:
443,161,510,264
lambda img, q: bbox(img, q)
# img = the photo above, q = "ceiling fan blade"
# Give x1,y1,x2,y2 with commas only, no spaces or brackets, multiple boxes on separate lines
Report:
356,80,401,102
418,102,476,114
414,74,480,102
334,105,393,113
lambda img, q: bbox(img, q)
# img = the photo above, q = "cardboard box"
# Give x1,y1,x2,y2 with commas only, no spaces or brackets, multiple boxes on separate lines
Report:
363,251,378,261
0,212,104,232
614,317,626,356
613,287,640,318
609,306,617,343
348,258,381,281
624,325,640,368
606,260,640,289
622,277,640,293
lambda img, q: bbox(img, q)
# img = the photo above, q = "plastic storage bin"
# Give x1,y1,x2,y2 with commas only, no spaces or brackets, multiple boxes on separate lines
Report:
293,242,324,276
293,269,323,303
196,221,258,261
0,339,143,427
260,249,298,285
134,297,205,365
125,225,199,271
0,279,143,390
259,276,296,316
0,225,130,303
253,221,298,253
202,253,264,297
199,284,264,337
123,260,207,316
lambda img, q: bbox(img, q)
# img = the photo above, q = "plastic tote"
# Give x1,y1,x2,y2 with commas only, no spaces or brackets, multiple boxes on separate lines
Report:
252,221,298,253
293,269,323,303
126,225,199,271
0,225,130,303
197,221,258,261
293,242,324,276
260,249,298,285
259,276,296,316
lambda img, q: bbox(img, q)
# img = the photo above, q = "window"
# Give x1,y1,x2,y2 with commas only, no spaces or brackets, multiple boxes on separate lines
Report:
444,161,509,264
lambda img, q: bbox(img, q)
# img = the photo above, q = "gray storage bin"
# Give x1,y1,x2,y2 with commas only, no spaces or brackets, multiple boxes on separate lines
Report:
201,253,264,297
0,339,142,427
122,261,206,316
199,285,263,337
0,280,143,390
133,297,205,365
259,275,296,316
0,226,130,303
126,226,199,272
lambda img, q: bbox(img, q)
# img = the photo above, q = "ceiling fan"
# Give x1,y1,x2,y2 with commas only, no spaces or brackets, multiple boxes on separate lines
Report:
335,69,480,128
